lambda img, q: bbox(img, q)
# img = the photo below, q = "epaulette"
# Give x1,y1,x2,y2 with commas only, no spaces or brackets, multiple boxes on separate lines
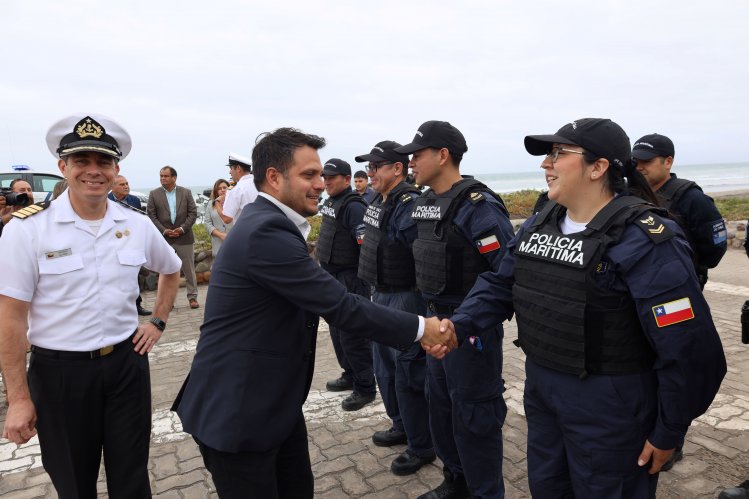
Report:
11,201,51,220
467,191,486,204
400,192,416,204
633,212,675,244
114,199,147,215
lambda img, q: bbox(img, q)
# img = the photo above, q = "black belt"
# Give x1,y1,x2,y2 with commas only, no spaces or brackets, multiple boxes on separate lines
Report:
374,285,418,293
427,301,457,315
31,331,136,360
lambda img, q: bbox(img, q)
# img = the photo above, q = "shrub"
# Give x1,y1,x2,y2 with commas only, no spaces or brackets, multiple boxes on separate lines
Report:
500,189,545,218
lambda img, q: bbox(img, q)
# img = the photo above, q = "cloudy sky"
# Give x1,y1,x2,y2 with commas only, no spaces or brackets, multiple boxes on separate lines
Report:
1,0,747,188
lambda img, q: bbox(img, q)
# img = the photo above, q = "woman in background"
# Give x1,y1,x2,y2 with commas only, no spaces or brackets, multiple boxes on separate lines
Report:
205,179,233,257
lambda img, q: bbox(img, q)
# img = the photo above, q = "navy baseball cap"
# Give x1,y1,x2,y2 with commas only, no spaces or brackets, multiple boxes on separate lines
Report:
322,158,351,176
394,121,468,156
354,140,410,166
632,133,675,160
524,118,631,169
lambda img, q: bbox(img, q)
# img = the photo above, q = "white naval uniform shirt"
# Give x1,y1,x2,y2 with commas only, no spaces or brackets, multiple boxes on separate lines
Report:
0,190,182,351
222,174,258,220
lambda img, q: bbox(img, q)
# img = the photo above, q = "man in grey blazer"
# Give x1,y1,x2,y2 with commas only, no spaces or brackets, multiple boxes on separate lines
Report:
147,166,199,308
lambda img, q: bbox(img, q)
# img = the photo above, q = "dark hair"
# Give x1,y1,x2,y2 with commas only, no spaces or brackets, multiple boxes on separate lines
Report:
252,128,326,190
584,152,659,206
52,179,68,200
9,178,27,190
429,147,462,167
161,166,178,177
210,178,229,201
353,170,368,180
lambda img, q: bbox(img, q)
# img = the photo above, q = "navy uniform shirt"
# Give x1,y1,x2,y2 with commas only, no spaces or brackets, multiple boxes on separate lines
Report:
375,188,419,248
421,191,516,307
451,211,726,450
662,175,726,269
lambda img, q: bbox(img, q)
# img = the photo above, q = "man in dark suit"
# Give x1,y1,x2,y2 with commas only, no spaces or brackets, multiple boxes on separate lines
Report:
172,127,456,499
147,166,199,309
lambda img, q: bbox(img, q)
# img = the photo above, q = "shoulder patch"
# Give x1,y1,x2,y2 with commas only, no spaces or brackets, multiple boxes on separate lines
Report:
633,212,674,243
468,191,486,204
10,201,50,220
114,199,147,215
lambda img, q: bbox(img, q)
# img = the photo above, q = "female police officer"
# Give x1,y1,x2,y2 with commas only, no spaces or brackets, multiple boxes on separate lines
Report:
436,118,726,498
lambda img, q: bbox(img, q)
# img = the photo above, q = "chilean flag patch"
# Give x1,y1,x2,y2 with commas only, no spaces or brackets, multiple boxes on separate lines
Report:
476,235,500,254
652,297,694,328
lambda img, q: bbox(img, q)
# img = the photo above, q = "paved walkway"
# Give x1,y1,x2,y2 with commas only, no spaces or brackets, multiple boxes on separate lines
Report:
1,249,748,498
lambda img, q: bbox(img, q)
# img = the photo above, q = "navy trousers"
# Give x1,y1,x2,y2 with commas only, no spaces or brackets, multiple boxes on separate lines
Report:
328,269,375,394
372,290,433,457
524,358,660,499
425,316,506,499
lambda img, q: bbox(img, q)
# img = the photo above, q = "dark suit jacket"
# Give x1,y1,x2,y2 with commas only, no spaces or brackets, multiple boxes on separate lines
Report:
147,185,197,245
173,196,417,453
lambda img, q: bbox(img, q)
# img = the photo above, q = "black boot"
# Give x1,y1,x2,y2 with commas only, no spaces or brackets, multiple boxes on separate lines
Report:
719,480,749,499
417,470,469,499
136,295,152,316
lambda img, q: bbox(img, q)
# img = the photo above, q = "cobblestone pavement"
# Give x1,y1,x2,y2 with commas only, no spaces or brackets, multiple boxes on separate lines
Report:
1,249,748,498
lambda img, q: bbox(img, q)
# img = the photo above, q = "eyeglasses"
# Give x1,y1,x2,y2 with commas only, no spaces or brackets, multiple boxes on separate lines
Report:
366,161,393,173
547,147,585,163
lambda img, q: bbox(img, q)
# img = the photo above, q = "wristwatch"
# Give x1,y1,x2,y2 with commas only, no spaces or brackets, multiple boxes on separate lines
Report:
149,317,166,332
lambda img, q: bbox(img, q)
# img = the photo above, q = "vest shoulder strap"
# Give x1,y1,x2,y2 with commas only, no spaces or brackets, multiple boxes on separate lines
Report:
585,195,674,245
659,177,699,206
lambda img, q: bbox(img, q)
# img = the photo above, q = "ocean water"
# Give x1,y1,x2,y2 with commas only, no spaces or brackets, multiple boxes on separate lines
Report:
474,162,749,195
134,162,748,198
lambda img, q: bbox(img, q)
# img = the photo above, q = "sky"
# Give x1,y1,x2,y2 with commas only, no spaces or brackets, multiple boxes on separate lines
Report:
1,0,748,188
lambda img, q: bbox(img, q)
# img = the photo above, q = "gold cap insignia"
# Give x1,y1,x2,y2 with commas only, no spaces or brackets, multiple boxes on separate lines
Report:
75,117,104,139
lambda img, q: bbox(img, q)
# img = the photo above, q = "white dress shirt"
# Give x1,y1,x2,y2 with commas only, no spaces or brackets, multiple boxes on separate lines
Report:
223,174,259,220
0,190,182,350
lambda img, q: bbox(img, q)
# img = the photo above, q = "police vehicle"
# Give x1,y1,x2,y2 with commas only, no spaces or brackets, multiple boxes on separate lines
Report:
0,164,64,203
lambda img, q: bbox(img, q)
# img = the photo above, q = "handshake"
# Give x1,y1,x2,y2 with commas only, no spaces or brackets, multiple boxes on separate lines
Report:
419,317,457,360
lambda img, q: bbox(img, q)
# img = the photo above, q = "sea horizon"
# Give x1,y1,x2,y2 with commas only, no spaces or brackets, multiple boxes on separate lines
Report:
132,161,749,197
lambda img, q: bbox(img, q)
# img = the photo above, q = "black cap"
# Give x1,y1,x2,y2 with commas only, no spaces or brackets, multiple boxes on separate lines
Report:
322,158,351,176
524,118,631,169
394,121,468,155
631,133,675,160
354,140,411,166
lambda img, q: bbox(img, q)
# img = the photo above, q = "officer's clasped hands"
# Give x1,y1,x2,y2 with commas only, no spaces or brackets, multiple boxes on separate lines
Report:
419,317,457,359
419,316,457,358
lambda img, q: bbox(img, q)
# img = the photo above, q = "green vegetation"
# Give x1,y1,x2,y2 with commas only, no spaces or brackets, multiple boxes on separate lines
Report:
192,224,212,252
714,197,749,221
307,215,322,242
500,189,544,219
196,192,748,248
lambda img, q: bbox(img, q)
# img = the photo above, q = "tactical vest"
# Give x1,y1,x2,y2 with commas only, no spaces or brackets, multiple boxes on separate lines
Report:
658,175,710,282
411,178,508,297
316,190,366,269
657,174,698,210
513,196,673,377
357,182,421,288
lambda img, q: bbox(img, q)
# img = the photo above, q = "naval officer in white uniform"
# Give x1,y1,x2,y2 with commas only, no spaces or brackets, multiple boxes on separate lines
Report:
0,113,182,499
